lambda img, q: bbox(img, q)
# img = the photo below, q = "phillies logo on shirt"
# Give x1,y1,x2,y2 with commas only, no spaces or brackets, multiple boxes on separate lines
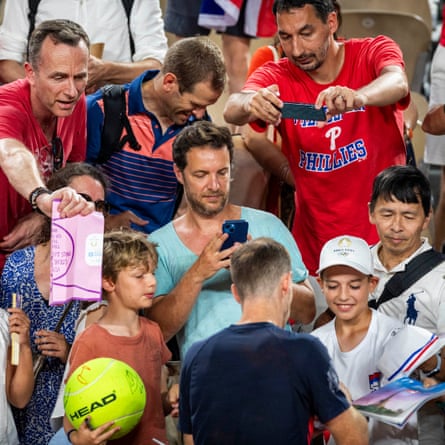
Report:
368,372,382,392
298,139,367,172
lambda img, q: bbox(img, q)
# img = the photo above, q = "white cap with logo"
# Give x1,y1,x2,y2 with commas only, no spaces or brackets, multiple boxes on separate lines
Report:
317,235,373,276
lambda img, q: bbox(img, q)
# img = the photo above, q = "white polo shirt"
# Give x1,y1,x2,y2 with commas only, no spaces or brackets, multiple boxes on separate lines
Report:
371,238,445,337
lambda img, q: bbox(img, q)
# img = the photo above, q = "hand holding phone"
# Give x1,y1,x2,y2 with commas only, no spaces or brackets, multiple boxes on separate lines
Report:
220,220,248,250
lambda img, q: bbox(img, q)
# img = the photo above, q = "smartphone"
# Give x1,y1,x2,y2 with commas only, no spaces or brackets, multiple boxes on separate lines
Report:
280,102,326,121
221,219,248,250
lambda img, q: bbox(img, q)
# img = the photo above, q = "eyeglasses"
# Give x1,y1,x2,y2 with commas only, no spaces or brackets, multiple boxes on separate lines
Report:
78,193,110,214
51,137,64,171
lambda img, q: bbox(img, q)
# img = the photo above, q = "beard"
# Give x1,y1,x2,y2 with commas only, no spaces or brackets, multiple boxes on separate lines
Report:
292,54,323,72
186,189,229,217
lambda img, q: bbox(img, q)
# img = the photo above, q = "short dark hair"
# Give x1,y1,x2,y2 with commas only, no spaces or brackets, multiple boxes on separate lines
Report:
230,238,291,300
102,228,158,284
38,163,108,243
162,37,226,95
27,19,90,68
273,0,336,22
173,121,234,171
369,165,432,217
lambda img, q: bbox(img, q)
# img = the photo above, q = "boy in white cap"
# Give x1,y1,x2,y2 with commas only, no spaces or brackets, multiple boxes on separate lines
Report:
312,234,443,444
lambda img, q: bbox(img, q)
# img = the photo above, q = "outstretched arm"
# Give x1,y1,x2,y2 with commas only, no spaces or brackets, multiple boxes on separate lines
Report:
0,138,94,218
224,84,283,126
86,57,162,93
315,65,409,121
0,138,48,202
224,66,408,126
146,234,237,341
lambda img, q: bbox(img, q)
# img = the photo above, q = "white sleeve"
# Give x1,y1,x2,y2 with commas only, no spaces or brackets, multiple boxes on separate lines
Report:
0,0,30,63
378,324,442,382
130,0,168,63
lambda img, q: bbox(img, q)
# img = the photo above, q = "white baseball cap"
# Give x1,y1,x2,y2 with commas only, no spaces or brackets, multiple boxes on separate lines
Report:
317,235,373,276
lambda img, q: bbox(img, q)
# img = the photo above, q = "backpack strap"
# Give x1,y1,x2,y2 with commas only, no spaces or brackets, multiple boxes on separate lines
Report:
98,83,184,218
96,84,140,164
120,0,135,56
369,249,445,309
27,0,40,46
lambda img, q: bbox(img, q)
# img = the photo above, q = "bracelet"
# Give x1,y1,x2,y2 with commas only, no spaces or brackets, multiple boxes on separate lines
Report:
29,187,51,214
66,428,77,443
424,352,442,377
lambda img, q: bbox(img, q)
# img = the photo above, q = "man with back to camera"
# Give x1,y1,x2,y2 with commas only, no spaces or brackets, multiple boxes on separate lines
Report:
223,0,410,276
0,19,94,271
179,237,369,445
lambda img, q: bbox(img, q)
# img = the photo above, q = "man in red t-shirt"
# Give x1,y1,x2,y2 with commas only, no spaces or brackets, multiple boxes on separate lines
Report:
224,0,409,275
0,19,94,271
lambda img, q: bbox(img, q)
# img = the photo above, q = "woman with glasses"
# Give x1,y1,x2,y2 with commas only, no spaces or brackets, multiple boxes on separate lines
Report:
0,163,109,445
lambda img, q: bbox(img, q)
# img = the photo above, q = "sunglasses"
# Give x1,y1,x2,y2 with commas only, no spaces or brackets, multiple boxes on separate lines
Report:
51,137,64,171
78,193,110,214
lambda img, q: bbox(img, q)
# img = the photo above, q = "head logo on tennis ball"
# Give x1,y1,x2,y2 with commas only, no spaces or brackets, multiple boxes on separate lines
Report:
68,392,117,421
64,357,146,439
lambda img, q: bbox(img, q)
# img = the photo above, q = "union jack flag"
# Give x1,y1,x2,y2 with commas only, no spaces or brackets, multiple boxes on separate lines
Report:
198,0,277,37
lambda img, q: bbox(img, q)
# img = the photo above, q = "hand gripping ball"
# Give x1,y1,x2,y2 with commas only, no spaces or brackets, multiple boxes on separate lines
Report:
64,357,146,439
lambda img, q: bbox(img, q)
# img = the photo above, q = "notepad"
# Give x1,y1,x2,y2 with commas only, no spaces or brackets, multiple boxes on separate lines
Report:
50,200,104,305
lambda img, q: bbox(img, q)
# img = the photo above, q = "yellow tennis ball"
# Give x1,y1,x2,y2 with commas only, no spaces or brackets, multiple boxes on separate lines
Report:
64,357,146,440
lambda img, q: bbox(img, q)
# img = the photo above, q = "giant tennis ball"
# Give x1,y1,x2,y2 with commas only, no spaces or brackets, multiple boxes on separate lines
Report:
64,357,146,440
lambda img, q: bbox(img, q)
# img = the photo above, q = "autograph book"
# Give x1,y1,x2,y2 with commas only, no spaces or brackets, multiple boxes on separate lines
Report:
353,377,445,429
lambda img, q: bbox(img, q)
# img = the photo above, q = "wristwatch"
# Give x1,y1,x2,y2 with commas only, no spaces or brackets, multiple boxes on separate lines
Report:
29,187,51,213
424,352,442,378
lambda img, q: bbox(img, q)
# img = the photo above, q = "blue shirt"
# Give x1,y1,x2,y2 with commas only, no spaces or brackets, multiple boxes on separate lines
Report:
87,70,205,233
180,322,349,444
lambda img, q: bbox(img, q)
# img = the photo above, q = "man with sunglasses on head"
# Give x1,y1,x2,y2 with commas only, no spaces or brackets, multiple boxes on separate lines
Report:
0,19,93,272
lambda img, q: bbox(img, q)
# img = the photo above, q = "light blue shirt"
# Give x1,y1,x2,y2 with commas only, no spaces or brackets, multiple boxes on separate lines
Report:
150,207,308,357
